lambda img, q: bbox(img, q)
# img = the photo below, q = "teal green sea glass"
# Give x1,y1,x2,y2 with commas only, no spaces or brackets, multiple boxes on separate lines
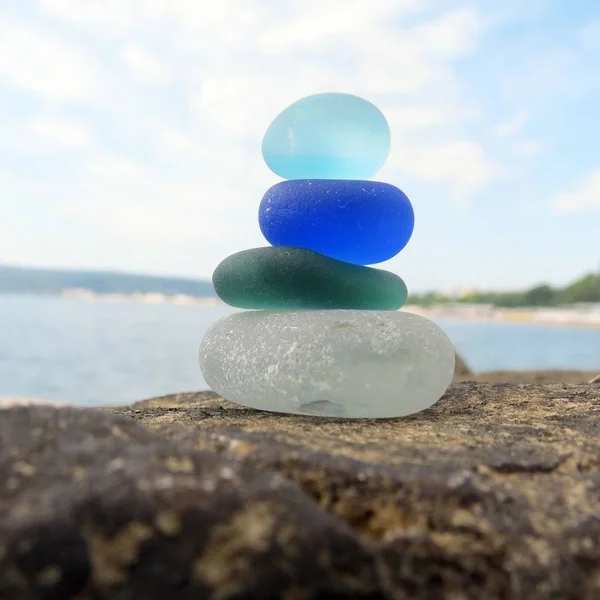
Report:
212,246,407,310
262,93,391,180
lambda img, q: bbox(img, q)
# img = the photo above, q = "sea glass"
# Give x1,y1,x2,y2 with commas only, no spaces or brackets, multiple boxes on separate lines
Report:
212,246,407,310
259,179,414,265
199,310,455,419
262,93,391,180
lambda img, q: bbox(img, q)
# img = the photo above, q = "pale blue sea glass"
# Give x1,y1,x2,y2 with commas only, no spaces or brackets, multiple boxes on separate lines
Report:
262,93,391,180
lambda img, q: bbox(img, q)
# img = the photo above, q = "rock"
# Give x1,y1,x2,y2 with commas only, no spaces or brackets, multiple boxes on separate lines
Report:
120,383,600,599
0,406,378,599
259,179,414,265
199,309,455,418
453,351,472,377
4,382,600,598
457,369,599,384
212,246,408,310
262,92,391,180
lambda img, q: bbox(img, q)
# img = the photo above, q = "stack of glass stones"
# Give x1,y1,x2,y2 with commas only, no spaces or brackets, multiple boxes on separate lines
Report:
199,93,455,419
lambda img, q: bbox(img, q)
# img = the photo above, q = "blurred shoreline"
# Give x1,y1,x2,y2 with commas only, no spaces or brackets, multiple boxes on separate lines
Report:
51,289,600,329
59,288,223,306
55,290,600,328
405,303,600,329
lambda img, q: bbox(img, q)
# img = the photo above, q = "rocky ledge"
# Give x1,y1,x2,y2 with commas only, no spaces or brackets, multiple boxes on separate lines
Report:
2,382,600,599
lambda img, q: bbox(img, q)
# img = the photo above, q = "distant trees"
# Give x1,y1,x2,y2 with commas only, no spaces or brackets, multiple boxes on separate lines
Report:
562,274,600,304
523,284,558,306
408,273,600,308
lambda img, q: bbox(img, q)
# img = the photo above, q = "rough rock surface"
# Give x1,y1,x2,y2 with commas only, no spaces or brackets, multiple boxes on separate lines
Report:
453,352,471,377
0,405,377,599
2,382,600,599
456,369,599,384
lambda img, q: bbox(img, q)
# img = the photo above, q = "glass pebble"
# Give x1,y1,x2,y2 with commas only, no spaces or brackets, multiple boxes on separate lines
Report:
199,310,455,419
259,179,414,265
262,93,391,180
212,246,407,310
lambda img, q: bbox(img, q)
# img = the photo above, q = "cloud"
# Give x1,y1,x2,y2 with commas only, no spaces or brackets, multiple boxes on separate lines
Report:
553,169,600,213
512,139,546,159
122,44,168,84
495,109,528,138
27,116,95,147
0,0,506,278
258,0,421,53
408,7,482,56
493,111,547,160
0,15,107,105
84,156,151,183
386,140,502,207
580,21,600,50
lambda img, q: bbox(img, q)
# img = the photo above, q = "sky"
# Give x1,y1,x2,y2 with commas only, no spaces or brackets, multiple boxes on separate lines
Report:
1,0,599,293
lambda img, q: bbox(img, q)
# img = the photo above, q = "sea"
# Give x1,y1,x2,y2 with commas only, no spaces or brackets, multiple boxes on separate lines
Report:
1,294,599,407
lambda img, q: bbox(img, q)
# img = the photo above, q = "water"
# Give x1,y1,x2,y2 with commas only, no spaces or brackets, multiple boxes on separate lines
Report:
1,294,599,407
440,319,600,373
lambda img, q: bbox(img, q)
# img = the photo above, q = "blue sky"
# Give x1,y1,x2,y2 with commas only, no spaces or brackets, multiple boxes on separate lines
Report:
1,0,599,293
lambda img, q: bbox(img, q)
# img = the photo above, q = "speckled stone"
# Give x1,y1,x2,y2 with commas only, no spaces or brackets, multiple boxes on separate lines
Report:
116,382,600,600
3,380,600,599
0,406,377,599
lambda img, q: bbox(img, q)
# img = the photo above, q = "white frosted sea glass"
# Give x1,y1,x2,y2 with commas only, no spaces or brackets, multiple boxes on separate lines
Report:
199,310,454,419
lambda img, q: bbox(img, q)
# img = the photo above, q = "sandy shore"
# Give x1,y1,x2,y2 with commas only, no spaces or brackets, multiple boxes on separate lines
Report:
0,397,68,409
404,304,600,329
60,288,223,306
55,290,600,329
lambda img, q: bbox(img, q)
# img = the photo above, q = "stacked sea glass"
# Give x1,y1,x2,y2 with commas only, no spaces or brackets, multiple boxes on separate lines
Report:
199,93,455,419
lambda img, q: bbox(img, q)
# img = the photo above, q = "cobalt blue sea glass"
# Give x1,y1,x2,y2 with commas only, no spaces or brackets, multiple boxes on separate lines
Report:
259,179,414,265
262,93,391,180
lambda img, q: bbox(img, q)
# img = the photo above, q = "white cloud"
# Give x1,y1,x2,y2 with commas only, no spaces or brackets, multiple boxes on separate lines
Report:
512,138,546,158
122,44,168,84
495,109,528,138
83,156,153,185
27,116,95,147
493,109,547,160
0,0,505,277
38,0,151,27
580,21,600,50
553,169,600,213
385,105,447,130
386,140,501,206
0,16,106,105
258,0,421,53
407,7,482,56
60,145,268,247
0,172,48,198
39,0,272,40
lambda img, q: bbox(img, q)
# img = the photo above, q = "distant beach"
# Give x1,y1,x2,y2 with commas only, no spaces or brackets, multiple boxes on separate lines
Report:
60,288,223,306
58,289,600,329
405,303,600,329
